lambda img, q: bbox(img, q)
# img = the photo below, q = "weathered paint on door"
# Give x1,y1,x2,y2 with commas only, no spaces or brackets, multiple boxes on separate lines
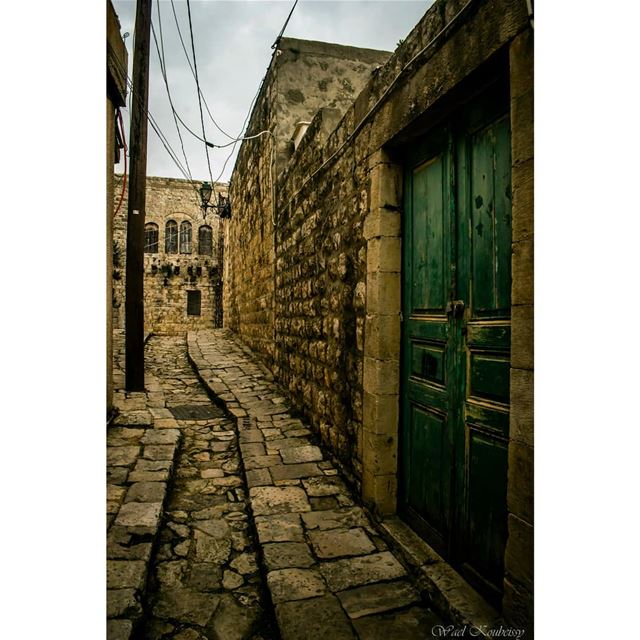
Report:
400,91,511,603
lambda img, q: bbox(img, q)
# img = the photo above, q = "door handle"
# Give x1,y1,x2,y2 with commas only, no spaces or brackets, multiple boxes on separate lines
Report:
446,300,465,318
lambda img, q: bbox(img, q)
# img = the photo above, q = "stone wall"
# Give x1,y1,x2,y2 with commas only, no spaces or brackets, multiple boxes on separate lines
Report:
226,0,533,630
113,176,225,335
225,38,391,369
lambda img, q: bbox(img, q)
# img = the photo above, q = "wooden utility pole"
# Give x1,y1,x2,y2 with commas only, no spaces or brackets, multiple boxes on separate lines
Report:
125,0,152,391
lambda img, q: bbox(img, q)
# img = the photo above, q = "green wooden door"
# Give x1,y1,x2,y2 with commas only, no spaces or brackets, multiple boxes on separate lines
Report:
400,92,511,603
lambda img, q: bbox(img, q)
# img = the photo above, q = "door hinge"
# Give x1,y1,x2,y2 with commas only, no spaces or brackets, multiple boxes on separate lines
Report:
399,311,404,322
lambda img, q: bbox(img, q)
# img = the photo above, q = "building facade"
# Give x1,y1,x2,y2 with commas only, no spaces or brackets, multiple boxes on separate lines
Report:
226,0,533,633
107,0,128,414
113,176,225,335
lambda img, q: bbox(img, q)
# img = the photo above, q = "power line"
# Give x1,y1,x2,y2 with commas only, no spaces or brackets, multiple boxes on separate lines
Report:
272,0,300,49
151,2,193,181
185,0,214,185
111,52,202,207
170,0,236,141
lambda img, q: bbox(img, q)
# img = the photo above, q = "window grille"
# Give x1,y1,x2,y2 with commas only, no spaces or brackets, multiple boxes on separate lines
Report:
179,221,192,254
144,223,159,253
165,220,178,253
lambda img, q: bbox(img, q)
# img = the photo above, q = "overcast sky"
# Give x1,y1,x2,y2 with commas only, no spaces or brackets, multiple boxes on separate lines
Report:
112,0,434,184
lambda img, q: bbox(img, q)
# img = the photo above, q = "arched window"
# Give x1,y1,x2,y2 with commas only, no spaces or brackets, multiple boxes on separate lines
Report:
198,225,213,256
179,221,192,254
144,223,159,253
165,220,178,254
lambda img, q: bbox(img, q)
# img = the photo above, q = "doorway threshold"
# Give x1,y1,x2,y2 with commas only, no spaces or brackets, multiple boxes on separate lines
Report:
378,515,503,635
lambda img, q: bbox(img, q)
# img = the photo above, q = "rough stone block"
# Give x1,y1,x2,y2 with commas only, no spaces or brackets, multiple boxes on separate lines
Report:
308,527,376,559
352,605,441,639
106,619,133,640
362,431,397,477
363,208,401,241
366,237,401,274
505,514,533,591
115,501,162,530
275,595,357,640
152,587,220,626
246,468,273,488
141,429,180,445
301,476,346,497
507,440,534,525
250,486,311,515
107,560,147,590
239,441,266,457
280,445,323,464
512,238,533,306
510,368,533,446
143,445,176,461
270,463,323,481
244,455,282,470
362,472,397,516
363,390,399,436
364,315,401,361
336,580,420,619
512,159,533,242
511,304,533,370
255,513,305,543
193,527,231,564
363,356,399,395
365,271,401,315
318,552,406,591
369,157,402,210
263,542,315,570
107,588,142,619
301,507,369,532
124,482,166,503
107,446,140,467
267,568,327,603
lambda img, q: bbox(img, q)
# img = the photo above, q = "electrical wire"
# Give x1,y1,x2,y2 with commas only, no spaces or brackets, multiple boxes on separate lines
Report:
170,0,237,141
279,0,478,214
272,0,300,49
152,0,193,181
185,0,214,185
111,53,202,208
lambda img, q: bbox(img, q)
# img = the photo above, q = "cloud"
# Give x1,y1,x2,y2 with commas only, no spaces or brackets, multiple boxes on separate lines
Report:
113,0,432,182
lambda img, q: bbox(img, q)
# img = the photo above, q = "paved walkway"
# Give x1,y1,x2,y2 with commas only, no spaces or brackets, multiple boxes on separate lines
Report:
108,330,445,639
189,329,443,640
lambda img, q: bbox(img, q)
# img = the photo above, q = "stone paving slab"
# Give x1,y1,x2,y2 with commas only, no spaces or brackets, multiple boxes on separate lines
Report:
134,335,276,640
188,329,446,639
108,334,182,640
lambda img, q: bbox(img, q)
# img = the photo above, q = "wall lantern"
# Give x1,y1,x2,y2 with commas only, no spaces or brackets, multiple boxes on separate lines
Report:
199,181,231,220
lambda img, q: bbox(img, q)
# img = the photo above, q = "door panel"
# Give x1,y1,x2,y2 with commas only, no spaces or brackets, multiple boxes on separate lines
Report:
401,132,454,552
400,90,512,603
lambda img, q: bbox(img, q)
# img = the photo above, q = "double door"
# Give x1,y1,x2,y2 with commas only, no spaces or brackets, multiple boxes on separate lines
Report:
400,90,512,602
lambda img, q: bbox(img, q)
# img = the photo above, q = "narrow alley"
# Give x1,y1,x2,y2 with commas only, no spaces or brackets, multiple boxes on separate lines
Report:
108,333,444,639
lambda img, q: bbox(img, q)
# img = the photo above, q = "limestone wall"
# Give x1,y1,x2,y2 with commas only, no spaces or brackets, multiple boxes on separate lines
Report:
225,38,390,369
113,175,225,335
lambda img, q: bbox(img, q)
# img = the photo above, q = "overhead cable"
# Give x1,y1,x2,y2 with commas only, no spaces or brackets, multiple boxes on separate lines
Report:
185,0,215,185
151,3,193,181
272,0,300,49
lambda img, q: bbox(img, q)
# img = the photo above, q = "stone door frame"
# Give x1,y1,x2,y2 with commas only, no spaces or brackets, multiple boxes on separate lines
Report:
361,149,404,515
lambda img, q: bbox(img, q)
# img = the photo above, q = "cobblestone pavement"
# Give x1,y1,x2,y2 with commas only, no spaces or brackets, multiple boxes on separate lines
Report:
139,335,277,640
189,329,444,640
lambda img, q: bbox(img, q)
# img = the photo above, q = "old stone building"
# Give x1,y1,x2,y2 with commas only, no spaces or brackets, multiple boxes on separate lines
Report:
113,176,226,334
107,0,127,414
225,0,533,634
